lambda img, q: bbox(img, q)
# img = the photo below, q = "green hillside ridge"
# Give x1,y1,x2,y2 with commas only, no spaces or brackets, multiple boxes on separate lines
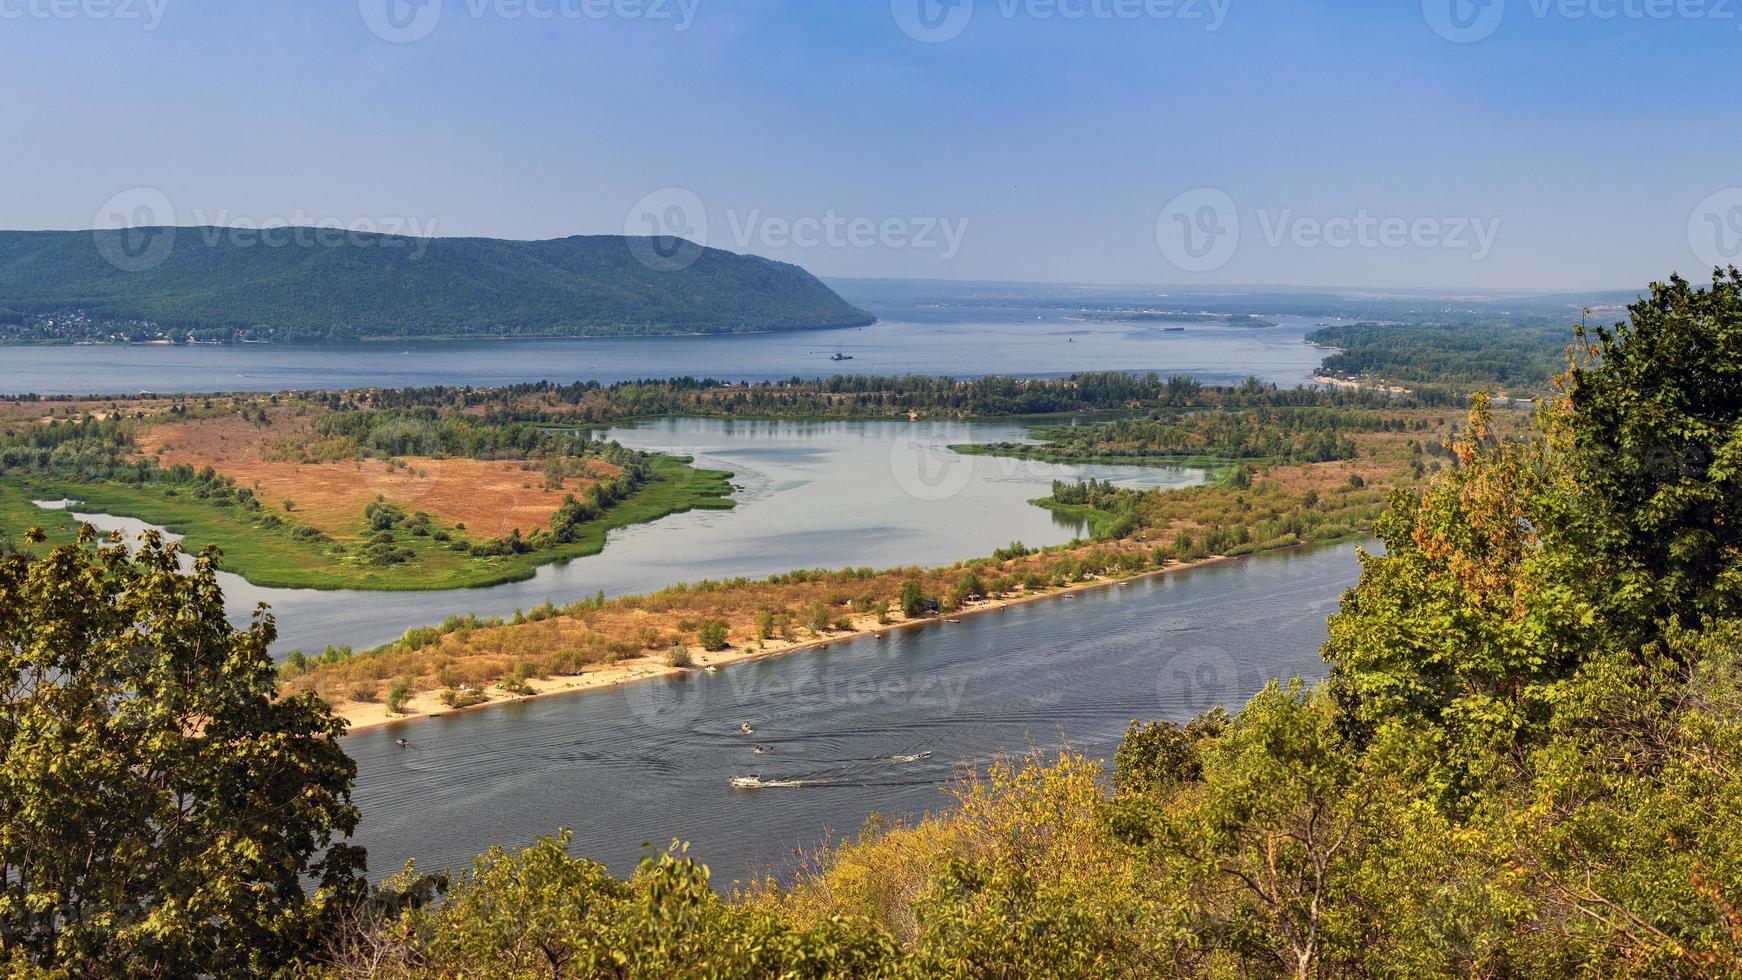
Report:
0,229,874,342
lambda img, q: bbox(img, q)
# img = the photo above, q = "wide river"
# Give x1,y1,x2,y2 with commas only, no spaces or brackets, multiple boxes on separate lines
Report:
344,540,1364,884
0,308,1330,397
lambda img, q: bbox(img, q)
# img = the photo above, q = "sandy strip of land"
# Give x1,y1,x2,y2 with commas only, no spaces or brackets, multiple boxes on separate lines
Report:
335,554,1238,734
1311,374,1413,395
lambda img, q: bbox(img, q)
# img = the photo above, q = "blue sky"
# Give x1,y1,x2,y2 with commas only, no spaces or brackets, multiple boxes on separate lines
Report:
1,0,1736,290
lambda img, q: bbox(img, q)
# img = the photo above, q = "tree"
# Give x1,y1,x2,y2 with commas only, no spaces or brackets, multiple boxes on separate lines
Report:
1551,268,1742,633
697,620,729,652
0,527,363,976
1324,393,1555,804
899,579,927,618
1148,681,1386,980
339,834,907,978
952,571,986,607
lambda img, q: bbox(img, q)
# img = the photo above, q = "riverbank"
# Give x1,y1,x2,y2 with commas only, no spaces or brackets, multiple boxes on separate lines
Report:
9,457,737,592
335,552,1239,733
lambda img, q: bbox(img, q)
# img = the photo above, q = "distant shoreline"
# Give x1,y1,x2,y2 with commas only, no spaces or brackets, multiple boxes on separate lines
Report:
0,320,878,349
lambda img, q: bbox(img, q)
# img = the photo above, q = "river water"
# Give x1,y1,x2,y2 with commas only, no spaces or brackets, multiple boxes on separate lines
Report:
39,418,1204,654
0,308,1329,397
343,540,1364,885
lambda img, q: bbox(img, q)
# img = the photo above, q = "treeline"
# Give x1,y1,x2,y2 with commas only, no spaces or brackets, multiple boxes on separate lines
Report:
1310,319,1575,393
0,416,139,477
966,405,1430,466
362,371,1467,424
307,408,641,463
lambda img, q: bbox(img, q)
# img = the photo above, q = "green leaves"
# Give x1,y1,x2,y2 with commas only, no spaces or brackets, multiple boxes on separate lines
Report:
0,530,360,976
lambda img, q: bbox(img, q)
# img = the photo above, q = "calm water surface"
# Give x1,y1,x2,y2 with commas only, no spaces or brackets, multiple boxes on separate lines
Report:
41,418,1204,653
0,313,1328,396
344,541,1364,884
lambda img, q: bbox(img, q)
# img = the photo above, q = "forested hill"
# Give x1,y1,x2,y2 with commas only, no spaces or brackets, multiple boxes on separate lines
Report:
0,229,874,342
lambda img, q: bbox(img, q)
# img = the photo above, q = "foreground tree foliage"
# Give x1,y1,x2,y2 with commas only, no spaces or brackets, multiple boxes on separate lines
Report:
0,528,362,977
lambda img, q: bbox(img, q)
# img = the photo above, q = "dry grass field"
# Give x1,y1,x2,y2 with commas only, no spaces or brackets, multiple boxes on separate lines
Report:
135,412,619,539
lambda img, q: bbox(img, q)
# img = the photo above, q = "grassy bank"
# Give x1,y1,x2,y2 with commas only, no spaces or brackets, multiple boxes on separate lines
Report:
5,456,735,591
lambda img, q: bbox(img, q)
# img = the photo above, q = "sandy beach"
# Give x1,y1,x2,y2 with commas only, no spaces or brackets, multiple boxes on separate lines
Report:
336,553,1237,734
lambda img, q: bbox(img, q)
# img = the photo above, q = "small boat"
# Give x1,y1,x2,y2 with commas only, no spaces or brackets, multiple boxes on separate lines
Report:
395,738,409,749
753,745,768,755
740,722,755,735
705,665,719,674
830,352,854,361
